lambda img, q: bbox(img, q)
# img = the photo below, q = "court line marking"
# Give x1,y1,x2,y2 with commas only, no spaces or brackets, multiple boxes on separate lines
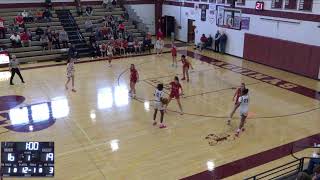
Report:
56,116,212,158
116,56,320,119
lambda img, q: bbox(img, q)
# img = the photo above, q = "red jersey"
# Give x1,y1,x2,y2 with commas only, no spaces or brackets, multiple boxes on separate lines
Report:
130,69,138,82
0,17,4,29
170,81,182,95
20,32,29,41
171,47,177,56
182,59,190,68
235,88,242,102
15,16,24,25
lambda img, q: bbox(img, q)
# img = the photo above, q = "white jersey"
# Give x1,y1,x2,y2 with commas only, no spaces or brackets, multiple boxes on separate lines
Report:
154,89,165,110
238,94,249,115
154,89,164,102
155,40,161,49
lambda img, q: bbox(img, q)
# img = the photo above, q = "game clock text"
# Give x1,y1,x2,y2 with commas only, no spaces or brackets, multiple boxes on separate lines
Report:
1,142,54,177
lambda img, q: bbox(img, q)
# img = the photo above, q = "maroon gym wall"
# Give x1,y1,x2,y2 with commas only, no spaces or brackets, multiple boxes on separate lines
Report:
243,33,320,79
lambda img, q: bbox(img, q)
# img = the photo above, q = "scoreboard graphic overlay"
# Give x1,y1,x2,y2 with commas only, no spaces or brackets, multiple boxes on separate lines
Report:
1,142,54,177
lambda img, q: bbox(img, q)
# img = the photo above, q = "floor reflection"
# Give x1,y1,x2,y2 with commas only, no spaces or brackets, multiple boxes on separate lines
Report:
97,86,129,109
2,97,70,132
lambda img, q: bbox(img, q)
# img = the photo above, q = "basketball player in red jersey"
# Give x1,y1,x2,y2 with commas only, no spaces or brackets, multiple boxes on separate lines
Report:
166,76,184,115
227,83,246,125
129,64,139,98
181,55,193,82
171,44,177,68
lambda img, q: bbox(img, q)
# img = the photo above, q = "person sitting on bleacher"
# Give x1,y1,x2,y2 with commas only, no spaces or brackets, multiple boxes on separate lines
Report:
15,14,25,28
20,30,31,47
35,26,44,41
40,35,48,51
0,17,5,39
198,34,207,51
112,0,117,7
307,145,320,175
123,12,129,21
76,0,83,16
99,42,107,58
45,0,53,10
59,30,69,48
100,25,109,40
133,38,140,54
43,9,52,22
90,42,100,59
10,32,21,48
9,23,19,34
21,10,33,23
143,35,152,53
313,165,320,180
206,35,213,49
35,9,43,22
52,31,60,49
85,19,93,32
85,6,93,16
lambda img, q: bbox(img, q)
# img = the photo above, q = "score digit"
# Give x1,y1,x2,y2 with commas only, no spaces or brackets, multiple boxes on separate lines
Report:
7,153,15,161
22,167,29,174
46,153,54,162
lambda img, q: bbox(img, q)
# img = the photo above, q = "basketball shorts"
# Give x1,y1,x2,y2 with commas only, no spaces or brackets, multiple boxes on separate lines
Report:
170,93,179,99
240,110,248,117
154,101,165,110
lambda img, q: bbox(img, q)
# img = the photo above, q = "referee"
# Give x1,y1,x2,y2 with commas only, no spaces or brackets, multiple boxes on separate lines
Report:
9,55,25,85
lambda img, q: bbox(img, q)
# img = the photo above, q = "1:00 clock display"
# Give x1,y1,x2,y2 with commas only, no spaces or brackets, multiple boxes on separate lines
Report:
1,142,54,177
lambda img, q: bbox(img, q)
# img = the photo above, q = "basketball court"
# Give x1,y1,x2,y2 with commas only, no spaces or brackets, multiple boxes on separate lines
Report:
0,43,319,179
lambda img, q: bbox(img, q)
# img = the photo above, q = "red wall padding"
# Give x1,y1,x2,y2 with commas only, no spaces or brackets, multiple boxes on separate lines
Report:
244,33,320,79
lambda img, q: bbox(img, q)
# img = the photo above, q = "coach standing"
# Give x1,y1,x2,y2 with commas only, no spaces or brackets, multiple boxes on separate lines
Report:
9,55,25,85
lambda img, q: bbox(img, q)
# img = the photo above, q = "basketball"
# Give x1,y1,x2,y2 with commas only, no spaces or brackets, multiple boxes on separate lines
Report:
161,97,169,104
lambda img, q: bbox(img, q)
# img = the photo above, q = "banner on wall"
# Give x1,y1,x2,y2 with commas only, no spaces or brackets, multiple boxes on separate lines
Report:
201,7,206,21
208,4,215,24
241,17,250,30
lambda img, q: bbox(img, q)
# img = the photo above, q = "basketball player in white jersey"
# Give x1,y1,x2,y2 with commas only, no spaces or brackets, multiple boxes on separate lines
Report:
236,88,249,137
153,84,166,128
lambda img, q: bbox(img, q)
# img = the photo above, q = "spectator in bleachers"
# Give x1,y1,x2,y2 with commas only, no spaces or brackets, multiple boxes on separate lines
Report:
52,31,61,49
45,25,51,35
40,35,48,50
95,27,102,41
35,9,43,22
27,10,34,22
127,38,134,55
21,30,31,47
89,32,96,46
21,10,29,23
100,25,109,40
100,42,107,58
123,12,129,21
112,0,117,7
85,19,93,32
43,9,52,22
9,23,19,34
119,39,125,55
90,42,100,59
118,23,125,36
143,35,152,53
15,14,25,28
47,29,53,50
10,32,21,48
133,38,140,54
85,6,93,16
45,0,53,10
35,26,44,41
59,30,69,48
0,17,5,39
76,0,83,16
